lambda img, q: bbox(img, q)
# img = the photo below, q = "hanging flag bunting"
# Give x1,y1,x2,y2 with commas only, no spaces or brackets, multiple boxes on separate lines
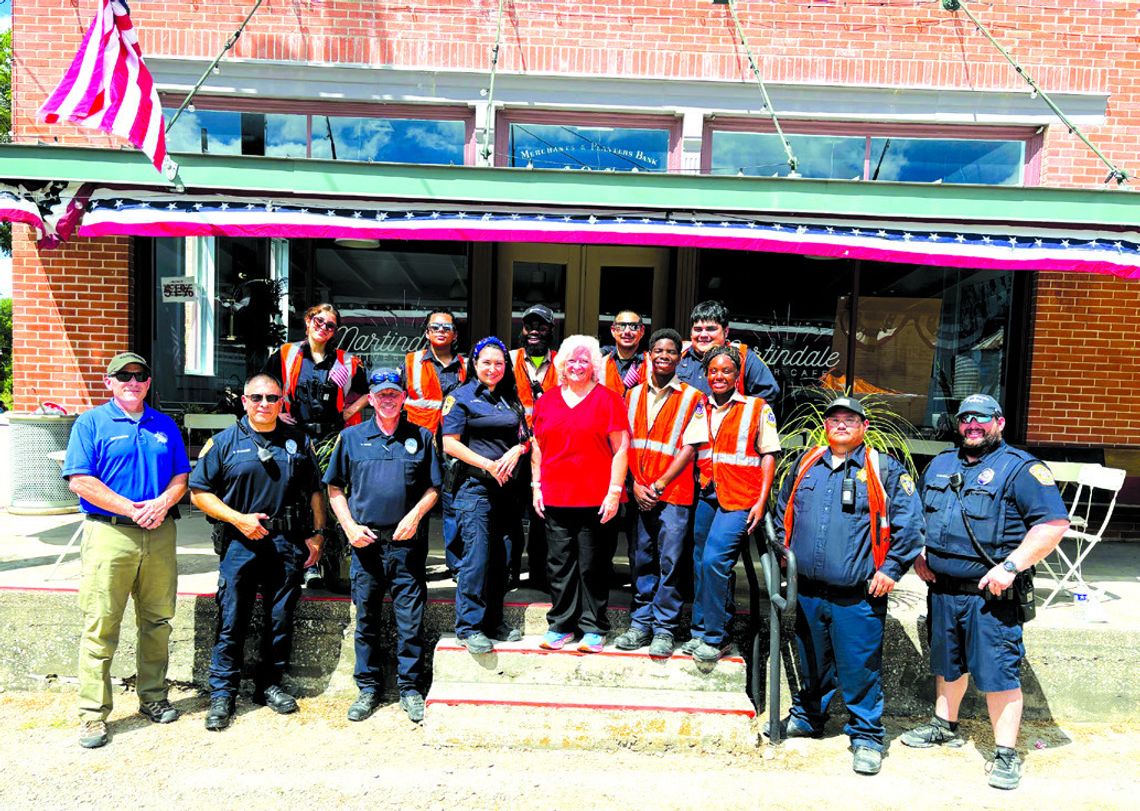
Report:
36,0,176,180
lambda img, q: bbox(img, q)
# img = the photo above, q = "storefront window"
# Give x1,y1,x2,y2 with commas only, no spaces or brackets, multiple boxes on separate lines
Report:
506,123,670,172
709,133,866,179
867,137,1023,185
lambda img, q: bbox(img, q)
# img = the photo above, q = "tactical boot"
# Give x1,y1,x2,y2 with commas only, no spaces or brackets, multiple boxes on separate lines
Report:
204,696,235,731
347,691,381,722
614,626,652,651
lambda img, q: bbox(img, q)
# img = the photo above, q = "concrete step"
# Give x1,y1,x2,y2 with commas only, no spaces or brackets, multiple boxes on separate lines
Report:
432,635,747,692
425,681,758,752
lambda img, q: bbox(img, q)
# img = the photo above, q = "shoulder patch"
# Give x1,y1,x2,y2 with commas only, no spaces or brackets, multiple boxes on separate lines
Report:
900,473,915,496
693,400,705,418
765,407,777,426
442,395,456,416
1028,463,1055,486
198,437,214,459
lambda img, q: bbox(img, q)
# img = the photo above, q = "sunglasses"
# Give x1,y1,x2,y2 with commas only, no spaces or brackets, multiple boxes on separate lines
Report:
427,323,455,333
311,316,339,332
958,414,996,425
612,322,643,332
244,393,282,404
111,371,151,383
370,371,402,385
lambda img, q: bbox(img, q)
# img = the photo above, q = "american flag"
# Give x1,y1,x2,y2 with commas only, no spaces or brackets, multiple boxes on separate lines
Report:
37,0,175,178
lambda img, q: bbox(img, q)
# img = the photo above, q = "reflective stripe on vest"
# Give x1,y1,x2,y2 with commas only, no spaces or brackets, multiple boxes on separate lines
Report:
627,382,702,506
405,351,466,432
280,342,361,426
698,396,767,510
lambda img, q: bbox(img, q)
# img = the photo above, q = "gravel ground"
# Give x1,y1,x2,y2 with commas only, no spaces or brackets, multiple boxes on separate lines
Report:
0,686,1135,810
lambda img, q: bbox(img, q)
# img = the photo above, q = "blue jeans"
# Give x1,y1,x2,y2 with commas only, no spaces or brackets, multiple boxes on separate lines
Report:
350,530,427,695
790,592,888,751
692,493,748,646
454,478,512,638
209,532,305,698
630,502,690,636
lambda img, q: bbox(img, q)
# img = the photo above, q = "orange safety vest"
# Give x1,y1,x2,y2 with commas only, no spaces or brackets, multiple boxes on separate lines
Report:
682,341,750,395
696,395,768,511
782,445,892,569
511,348,558,426
626,381,704,506
603,353,651,396
404,350,467,433
279,342,364,427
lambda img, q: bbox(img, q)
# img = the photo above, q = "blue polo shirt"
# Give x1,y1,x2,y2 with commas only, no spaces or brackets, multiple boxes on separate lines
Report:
323,417,441,528
441,380,525,460
188,418,321,517
61,400,191,517
774,443,924,587
676,344,780,404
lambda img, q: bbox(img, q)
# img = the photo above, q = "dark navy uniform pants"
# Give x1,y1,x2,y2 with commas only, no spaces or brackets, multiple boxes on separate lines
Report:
350,530,427,695
454,478,512,638
629,502,690,636
442,486,462,575
691,493,747,646
790,589,888,751
209,532,305,698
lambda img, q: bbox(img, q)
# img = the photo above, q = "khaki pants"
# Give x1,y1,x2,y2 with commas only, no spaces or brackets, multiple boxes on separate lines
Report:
77,519,177,721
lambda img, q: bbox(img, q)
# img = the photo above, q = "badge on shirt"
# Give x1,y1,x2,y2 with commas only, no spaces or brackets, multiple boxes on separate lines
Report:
977,468,995,486
442,395,456,416
856,468,868,483
404,438,419,455
693,401,705,418
154,431,168,445
900,473,915,496
1028,463,1055,486
285,438,298,455
765,408,776,426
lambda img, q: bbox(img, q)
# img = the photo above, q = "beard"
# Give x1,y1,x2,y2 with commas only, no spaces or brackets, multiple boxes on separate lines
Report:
961,430,1002,455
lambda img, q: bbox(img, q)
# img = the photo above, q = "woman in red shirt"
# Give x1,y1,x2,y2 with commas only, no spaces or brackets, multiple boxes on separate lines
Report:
530,335,630,653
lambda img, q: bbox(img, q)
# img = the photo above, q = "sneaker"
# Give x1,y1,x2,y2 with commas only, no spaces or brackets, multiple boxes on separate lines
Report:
987,746,1022,790
139,699,180,724
400,691,426,724
648,633,675,658
204,696,235,731
614,626,652,651
679,637,702,656
578,633,605,653
347,691,381,722
488,624,523,643
540,631,574,650
852,746,883,775
459,632,494,655
763,715,822,740
253,685,298,715
302,565,324,590
901,717,966,749
78,720,108,749
692,641,731,663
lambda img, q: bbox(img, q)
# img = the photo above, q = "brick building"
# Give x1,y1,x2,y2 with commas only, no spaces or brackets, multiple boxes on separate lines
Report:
2,1,1139,473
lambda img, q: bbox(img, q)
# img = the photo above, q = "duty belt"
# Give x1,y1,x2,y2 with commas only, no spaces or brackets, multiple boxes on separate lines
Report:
460,462,497,481
263,516,305,532
931,575,1016,601
797,577,867,600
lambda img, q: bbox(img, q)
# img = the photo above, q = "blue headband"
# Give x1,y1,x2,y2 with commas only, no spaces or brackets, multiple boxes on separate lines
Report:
473,336,508,359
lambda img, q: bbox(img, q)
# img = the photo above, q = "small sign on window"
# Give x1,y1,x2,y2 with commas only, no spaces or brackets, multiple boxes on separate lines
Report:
161,276,198,302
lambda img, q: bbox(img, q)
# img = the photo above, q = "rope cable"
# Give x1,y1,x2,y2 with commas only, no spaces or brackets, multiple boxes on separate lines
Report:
480,0,506,162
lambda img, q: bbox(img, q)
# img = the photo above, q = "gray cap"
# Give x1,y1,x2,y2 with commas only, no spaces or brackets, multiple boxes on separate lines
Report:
368,368,405,394
823,396,867,420
106,352,150,375
521,304,555,325
956,393,1003,419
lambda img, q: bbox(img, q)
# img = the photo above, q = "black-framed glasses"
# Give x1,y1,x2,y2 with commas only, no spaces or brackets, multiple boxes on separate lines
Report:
111,371,151,383
427,323,455,333
311,316,339,332
244,393,282,404
613,321,643,332
370,371,402,385
958,414,995,425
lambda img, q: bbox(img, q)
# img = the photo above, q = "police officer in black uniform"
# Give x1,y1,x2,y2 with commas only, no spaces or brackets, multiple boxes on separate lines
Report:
190,373,325,731
324,368,441,724
904,394,1069,791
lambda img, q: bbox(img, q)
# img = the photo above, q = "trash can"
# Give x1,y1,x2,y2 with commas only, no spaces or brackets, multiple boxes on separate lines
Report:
8,414,79,514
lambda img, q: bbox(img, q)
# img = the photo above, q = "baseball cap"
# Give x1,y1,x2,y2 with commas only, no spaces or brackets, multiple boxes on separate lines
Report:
521,304,555,325
955,394,1003,419
823,396,867,420
369,368,405,394
106,352,151,375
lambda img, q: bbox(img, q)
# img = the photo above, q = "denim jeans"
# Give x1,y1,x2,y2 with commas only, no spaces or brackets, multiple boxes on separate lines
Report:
691,493,748,646
629,502,690,636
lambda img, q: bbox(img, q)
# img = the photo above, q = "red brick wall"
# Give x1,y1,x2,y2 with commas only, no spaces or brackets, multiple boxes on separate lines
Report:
11,226,133,413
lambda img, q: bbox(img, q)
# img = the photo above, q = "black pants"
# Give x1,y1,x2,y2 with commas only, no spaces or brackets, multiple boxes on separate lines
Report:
544,506,614,635
511,464,547,584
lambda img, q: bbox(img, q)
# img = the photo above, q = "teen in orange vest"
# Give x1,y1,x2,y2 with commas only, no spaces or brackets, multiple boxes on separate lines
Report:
404,308,467,577
614,329,708,658
768,396,922,776
686,345,780,664
601,309,648,395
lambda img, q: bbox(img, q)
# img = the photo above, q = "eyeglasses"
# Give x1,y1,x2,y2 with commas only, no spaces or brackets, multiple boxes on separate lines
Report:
244,393,282,404
427,323,455,333
111,371,151,383
311,316,339,332
613,321,643,332
825,416,863,427
958,414,996,425
370,371,402,385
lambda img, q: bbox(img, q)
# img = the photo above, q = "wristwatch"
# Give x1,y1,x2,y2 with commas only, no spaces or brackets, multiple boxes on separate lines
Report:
1001,560,1018,574
313,527,327,538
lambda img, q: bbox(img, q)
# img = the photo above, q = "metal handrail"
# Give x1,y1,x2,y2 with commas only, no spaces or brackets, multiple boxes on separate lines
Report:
756,513,797,745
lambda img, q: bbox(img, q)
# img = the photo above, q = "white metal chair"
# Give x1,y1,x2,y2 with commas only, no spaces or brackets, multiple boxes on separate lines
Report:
1039,463,1127,608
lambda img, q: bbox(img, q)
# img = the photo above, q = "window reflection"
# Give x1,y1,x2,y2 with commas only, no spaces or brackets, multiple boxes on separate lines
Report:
868,138,1023,185
508,124,669,172
164,109,242,155
710,132,865,179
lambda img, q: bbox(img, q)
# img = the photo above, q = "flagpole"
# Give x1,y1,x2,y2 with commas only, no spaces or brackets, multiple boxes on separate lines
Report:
165,0,267,134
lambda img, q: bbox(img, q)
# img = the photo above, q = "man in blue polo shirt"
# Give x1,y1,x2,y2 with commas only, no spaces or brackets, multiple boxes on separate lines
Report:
324,368,441,724
61,352,191,750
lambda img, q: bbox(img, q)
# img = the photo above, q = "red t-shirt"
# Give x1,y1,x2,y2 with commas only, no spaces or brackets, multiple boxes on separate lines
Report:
533,384,630,508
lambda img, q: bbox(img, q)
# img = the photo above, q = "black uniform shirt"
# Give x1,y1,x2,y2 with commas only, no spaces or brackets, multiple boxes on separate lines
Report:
441,380,524,461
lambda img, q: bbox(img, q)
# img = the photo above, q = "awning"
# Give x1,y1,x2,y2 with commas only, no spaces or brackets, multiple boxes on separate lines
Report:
3,145,1139,277
0,180,88,246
